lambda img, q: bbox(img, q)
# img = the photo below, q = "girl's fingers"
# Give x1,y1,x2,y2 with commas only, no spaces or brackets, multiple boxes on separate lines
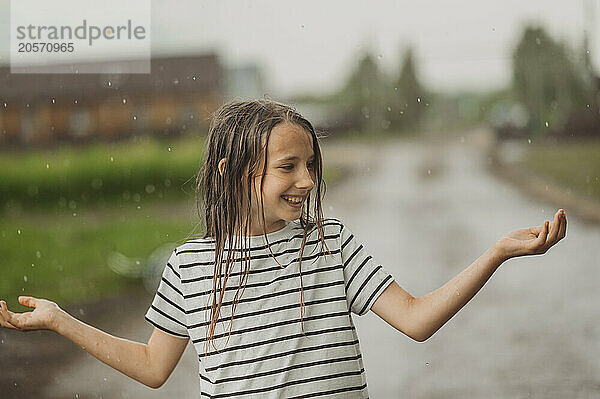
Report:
18,296,37,308
547,211,561,242
558,211,567,239
534,221,549,250
0,301,19,329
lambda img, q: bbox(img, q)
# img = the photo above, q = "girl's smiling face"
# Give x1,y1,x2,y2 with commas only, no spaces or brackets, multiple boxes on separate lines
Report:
250,123,316,235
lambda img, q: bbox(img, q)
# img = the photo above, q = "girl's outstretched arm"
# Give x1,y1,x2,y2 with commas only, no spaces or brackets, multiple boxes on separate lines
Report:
0,296,188,388
371,209,567,342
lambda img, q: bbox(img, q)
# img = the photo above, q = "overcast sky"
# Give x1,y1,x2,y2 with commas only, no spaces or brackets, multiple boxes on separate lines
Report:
1,0,597,96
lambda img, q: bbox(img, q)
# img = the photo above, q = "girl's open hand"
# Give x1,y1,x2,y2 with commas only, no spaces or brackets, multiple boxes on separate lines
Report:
0,296,62,332
494,209,567,260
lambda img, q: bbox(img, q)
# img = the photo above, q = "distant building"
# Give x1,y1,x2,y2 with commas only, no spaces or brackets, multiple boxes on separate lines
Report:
0,54,224,146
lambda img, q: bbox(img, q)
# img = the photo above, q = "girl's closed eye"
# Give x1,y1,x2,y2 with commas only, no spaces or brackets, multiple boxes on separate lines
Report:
280,162,315,171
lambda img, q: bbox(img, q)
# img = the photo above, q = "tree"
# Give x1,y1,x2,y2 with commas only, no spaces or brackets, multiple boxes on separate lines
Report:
389,47,427,132
512,26,597,136
339,51,387,131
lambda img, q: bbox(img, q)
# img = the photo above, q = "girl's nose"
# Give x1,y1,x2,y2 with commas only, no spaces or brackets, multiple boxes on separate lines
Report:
297,167,315,190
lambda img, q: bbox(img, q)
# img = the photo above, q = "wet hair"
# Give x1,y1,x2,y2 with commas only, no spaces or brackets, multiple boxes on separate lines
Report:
196,99,330,354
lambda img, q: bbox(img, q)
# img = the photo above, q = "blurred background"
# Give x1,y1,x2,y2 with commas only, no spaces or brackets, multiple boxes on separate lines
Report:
1,1,599,398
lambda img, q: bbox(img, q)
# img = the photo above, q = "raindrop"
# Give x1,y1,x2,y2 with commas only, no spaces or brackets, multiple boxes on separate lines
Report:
76,394,79,398
107,80,112,87
586,50,590,54
36,251,41,258
110,156,114,162
133,115,137,120
528,138,532,144
2,102,6,107
167,147,172,152
17,229,21,235
587,104,590,108
386,106,391,112
51,98,56,104
72,212,77,217
135,260,140,265
427,169,431,175
425,362,430,366
122,98,127,104
1,339,4,344
192,76,196,81
545,121,549,127
26,103,30,108
46,163,50,169
23,275,28,282
172,79,179,85
417,97,421,103
545,185,549,191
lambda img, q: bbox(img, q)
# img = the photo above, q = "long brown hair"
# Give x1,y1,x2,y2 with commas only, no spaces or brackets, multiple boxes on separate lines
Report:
196,99,329,354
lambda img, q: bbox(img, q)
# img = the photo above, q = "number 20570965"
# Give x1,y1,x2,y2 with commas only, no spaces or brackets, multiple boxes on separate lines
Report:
18,42,74,53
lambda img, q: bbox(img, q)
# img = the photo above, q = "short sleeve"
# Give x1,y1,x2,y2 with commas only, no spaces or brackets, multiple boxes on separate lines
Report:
145,250,189,338
340,222,394,316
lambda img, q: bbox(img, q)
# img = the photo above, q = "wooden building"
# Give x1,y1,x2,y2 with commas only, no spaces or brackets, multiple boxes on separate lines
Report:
0,54,224,146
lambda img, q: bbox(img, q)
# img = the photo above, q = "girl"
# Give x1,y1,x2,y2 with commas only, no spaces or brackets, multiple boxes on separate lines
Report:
0,99,566,398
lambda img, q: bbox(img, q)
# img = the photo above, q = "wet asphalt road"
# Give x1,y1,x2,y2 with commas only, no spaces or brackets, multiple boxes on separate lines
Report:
324,136,600,398
2,135,600,398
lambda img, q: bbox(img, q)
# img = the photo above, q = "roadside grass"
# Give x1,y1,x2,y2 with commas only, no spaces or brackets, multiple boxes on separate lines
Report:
0,206,196,311
0,134,206,211
522,140,600,203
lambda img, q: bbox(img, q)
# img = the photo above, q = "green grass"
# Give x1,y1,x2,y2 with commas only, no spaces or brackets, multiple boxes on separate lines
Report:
0,134,206,210
0,204,196,311
522,140,600,202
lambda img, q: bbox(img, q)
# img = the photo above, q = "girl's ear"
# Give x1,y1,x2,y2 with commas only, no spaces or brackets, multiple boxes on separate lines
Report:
218,158,227,177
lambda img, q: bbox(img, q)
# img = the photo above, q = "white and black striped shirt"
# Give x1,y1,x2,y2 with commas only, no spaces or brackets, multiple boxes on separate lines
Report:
145,218,394,398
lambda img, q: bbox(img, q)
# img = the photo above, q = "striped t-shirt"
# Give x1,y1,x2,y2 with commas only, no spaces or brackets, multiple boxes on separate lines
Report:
145,218,394,398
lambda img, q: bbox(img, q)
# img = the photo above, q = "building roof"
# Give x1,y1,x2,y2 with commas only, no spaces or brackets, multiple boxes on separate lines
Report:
0,53,223,102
